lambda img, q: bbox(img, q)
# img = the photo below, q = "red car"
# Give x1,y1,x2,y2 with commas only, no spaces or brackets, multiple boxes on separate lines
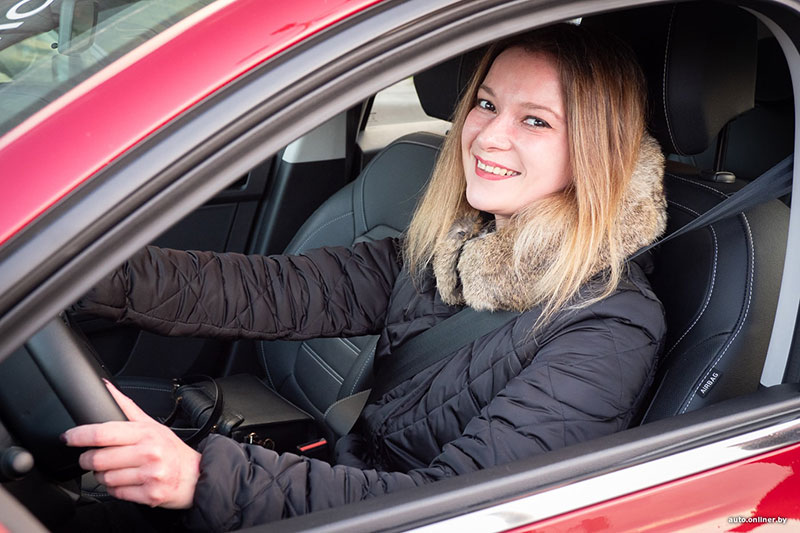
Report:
0,0,798,531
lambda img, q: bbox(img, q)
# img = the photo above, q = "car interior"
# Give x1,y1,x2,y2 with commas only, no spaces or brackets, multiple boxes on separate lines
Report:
0,0,797,530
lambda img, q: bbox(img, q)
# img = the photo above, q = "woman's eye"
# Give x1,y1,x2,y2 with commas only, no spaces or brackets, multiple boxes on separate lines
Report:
524,116,551,128
476,98,495,112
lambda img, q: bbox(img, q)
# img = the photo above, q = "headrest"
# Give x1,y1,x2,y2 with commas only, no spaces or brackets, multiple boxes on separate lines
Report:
585,2,758,155
756,37,792,103
413,3,758,157
413,49,484,121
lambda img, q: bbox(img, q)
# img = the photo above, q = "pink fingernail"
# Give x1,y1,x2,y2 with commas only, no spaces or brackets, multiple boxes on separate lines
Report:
59,432,68,444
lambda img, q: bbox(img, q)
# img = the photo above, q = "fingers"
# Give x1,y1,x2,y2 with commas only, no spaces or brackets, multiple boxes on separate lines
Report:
104,380,151,422
63,421,146,448
79,445,148,472
93,466,144,488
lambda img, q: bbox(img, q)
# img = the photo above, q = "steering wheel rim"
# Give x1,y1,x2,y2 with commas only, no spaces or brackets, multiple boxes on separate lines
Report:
25,315,127,426
0,314,127,480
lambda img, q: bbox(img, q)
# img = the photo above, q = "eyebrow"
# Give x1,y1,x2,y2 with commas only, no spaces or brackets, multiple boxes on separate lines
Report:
479,84,563,122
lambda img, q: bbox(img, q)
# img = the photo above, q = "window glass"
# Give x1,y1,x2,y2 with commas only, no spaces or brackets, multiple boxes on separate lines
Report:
0,0,218,137
359,77,450,155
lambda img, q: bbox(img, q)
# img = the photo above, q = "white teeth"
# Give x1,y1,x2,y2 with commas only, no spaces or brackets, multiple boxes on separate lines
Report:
476,159,519,176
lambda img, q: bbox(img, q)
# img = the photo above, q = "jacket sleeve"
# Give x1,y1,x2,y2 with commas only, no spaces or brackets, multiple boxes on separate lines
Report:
182,435,441,532
75,239,402,340
182,291,663,531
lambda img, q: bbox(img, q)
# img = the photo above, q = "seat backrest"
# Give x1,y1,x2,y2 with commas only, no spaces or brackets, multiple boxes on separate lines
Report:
588,2,791,422
258,132,443,423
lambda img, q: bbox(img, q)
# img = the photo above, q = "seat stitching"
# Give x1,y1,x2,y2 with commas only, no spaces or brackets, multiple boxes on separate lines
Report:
348,339,377,396
293,211,354,253
392,138,444,152
666,172,730,198
663,200,718,357
336,337,359,355
662,6,683,155
323,388,368,420
301,342,343,383
681,212,754,414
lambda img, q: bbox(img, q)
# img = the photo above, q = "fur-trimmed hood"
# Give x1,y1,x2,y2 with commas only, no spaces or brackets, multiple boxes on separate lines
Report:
433,133,667,312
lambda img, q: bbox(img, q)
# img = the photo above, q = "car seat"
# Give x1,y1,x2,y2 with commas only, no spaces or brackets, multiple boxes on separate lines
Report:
586,2,791,422
257,132,444,425
262,2,792,428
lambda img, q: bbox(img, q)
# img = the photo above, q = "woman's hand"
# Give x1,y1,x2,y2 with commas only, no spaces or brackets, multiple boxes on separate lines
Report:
62,381,201,509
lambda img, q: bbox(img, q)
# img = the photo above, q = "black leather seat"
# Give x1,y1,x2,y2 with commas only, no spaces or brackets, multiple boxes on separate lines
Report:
258,132,443,424
587,2,791,422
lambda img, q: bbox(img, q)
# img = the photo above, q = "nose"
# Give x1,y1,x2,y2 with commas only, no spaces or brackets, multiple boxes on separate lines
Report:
474,112,513,151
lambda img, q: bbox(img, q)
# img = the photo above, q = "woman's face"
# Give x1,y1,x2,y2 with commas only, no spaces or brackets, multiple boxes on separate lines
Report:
461,47,571,227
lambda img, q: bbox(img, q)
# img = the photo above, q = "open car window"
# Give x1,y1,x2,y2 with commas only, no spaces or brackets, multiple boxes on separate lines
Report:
0,0,218,137
0,0,798,530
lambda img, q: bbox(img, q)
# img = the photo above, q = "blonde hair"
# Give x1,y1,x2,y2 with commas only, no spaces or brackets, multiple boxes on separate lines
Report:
404,23,648,324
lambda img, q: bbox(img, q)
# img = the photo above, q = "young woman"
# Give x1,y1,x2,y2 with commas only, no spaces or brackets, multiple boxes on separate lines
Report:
63,23,667,531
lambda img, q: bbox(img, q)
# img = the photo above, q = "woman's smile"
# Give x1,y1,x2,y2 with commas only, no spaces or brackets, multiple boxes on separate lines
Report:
474,155,521,180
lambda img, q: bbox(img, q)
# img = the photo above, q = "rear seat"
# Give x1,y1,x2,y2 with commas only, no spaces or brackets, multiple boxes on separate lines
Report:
671,34,794,183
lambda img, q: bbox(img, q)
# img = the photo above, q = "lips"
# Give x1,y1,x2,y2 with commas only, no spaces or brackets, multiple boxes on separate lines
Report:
474,155,521,180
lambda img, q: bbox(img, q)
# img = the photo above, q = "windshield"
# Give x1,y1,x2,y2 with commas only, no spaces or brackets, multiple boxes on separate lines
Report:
0,0,217,137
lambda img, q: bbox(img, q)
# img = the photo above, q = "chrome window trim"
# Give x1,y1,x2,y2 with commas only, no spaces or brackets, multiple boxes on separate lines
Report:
413,416,800,532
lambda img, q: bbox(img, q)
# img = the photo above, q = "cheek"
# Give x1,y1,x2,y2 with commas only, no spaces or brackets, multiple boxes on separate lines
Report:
461,110,482,153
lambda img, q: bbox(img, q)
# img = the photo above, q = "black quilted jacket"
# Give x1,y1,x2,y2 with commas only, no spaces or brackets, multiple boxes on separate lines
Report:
80,239,665,531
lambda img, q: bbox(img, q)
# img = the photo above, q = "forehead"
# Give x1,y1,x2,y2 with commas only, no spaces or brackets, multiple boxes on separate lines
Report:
482,47,564,109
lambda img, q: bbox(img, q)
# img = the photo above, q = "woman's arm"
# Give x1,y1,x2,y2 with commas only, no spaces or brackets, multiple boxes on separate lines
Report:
63,287,662,531
76,239,402,340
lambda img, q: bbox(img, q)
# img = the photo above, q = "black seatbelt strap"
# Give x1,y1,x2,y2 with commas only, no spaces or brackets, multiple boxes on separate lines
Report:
632,154,793,259
325,308,520,437
369,307,522,402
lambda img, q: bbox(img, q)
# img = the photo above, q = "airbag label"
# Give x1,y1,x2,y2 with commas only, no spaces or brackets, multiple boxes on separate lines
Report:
697,368,723,398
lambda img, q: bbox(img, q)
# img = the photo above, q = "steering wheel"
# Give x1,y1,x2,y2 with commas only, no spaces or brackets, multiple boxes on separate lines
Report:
0,315,125,480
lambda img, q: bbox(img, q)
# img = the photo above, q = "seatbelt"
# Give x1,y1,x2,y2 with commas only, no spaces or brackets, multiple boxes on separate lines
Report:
370,307,522,401
325,308,519,436
326,154,794,437
632,154,793,259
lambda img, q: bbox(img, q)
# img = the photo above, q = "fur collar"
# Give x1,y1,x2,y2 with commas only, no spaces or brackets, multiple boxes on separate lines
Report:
433,133,666,312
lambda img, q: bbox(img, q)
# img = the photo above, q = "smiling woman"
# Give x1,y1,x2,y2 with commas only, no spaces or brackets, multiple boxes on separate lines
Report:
59,22,668,531
406,23,662,325
0,0,797,530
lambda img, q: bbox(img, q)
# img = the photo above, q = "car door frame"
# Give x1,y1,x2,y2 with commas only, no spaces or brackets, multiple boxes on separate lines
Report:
0,0,799,530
